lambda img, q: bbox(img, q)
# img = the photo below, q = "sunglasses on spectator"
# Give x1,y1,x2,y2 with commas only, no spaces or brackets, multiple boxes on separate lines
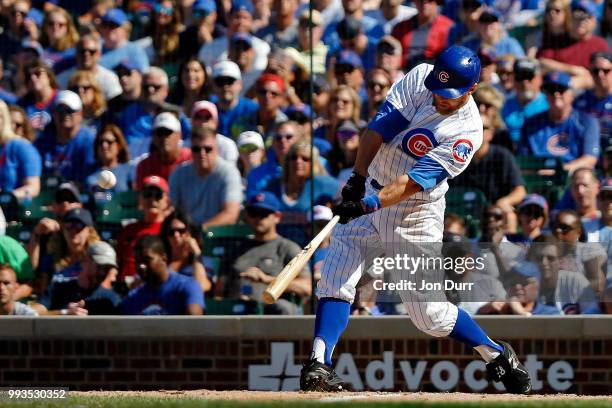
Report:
554,223,575,234
274,133,295,141
156,4,174,15
377,43,397,55
337,130,358,140
258,88,281,98
101,21,121,29
72,85,93,93
79,48,98,56
13,122,24,130
591,67,611,75
11,9,27,17
572,10,591,20
193,111,213,121
64,221,86,233
214,77,236,87
546,7,562,14
191,145,214,154
520,206,543,219
543,84,569,95
462,0,482,10
239,144,260,154
55,192,78,203
287,112,309,124
232,41,252,52
332,97,352,105
168,227,187,236
193,10,211,19
142,187,164,200
246,207,274,219
485,211,504,220
97,138,117,146
56,105,78,115
368,81,389,90
47,20,67,28
154,128,175,138
116,68,133,78
478,101,495,110
290,154,311,162
335,64,356,75
28,69,46,79
145,83,164,92
514,70,535,81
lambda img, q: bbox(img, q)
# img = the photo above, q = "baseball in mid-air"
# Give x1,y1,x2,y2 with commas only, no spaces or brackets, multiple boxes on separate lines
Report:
97,170,117,189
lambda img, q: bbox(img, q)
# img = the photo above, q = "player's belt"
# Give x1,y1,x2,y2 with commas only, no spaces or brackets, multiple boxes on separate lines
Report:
370,179,385,191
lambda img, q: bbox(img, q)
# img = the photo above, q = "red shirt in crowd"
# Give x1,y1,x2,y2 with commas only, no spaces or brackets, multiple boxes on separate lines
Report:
134,147,192,190
537,34,609,69
116,220,162,279
391,14,453,69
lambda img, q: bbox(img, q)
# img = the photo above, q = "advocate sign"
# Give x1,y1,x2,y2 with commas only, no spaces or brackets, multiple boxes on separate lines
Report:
248,342,574,392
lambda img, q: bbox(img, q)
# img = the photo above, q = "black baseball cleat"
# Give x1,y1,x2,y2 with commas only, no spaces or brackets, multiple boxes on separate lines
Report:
300,359,350,392
486,341,532,394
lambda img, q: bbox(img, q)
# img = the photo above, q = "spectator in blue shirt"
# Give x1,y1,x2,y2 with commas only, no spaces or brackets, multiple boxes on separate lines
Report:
519,71,600,172
17,60,59,136
211,60,259,140
502,58,549,143
323,0,384,45
462,7,525,57
39,6,79,70
326,17,378,73
0,100,41,199
121,234,205,315
574,52,612,150
34,90,96,185
98,8,149,73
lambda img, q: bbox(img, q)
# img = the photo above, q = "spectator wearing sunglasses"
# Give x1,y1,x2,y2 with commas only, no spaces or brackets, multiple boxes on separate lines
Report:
217,192,311,314
501,58,549,144
501,264,561,316
374,35,404,82
255,73,289,139
327,17,378,74
255,0,299,49
191,100,239,164
228,33,263,98
363,68,392,121
116,175,171,282
283,10,328,76
236,130,266,182
448,0,483,46
39,6,79,70
169,126,242,229
57,33,122,102
179,0,226,59
553,210,607,294
211,60,259,140
34,90,96,185
17,60,59,137
574,52,612,150
538,0,609,90
135,112,191,190
519,72,600,172
86,124,133,193
141,0,182,66
98,8,149,73
330,50,367,104
104,60,142,126
508,195,549,244
246,120,300,199
478,205,524,280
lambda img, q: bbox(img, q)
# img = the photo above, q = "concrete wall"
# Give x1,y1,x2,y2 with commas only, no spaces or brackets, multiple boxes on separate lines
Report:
0,316,610,394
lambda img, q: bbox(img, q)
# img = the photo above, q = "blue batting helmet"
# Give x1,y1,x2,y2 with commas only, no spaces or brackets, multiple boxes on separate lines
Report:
424,45,481,99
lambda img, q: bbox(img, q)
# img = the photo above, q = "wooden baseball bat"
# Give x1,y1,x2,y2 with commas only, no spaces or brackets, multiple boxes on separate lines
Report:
263,215,340,304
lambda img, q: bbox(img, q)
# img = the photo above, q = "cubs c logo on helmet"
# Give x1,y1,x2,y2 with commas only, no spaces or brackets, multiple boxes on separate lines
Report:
452,139,473,163
438,71,449,83
400,128,438,160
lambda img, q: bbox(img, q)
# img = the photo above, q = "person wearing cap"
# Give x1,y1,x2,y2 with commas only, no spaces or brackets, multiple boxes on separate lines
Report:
447,0,484,46
31,239,122,316
508,194,549,244
98,8,150,73
57,32,123,101
462,8,525,58
135,112,192,189
255,0,299,49
322,0,384,47
367,0,417,36
391,0,452,69
501,57,549,143
121,234,204,315
574,52,612,149
116,175,171,281
17,60,59,136
191,100,239,164
198,0,270,72
236,130,266,180
179,0,226,59
245,120,301,199
0,99,41,200
331,119,362,180
502,265,561,316
538,0,609,89
228,33,263,96
211,60,259,140
328,17,378,73
375,35,404,81
170,126,242,228
255,73,289,139
0,264,37,316
519,71,600,172
220,192,310,314
332,49,366,102
283,10,328,75
103,59,143,125
33,89,96,184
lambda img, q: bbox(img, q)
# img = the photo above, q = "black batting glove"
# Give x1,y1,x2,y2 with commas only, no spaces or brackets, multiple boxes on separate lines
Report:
341,171,366,202
333,201,365,224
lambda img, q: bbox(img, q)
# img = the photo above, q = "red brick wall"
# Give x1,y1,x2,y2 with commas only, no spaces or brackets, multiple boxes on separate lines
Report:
1,337,610,394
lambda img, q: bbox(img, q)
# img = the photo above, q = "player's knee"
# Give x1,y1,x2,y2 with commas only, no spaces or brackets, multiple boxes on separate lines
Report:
406,301,457,337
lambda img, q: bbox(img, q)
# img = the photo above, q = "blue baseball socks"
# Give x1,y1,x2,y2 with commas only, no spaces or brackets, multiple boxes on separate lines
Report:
311,298,350,365
450,307,503,362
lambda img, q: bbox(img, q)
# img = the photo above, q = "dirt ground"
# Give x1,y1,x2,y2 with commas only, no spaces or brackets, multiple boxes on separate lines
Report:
71,390,612,402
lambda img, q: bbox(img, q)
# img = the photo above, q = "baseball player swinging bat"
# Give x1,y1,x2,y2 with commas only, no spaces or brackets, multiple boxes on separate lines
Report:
263,215,340,304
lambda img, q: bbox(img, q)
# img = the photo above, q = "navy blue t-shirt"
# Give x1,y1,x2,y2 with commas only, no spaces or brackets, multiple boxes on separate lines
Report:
37,280,122,315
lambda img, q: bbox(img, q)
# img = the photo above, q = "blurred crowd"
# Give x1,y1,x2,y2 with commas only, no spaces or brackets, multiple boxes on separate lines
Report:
0,0,610,316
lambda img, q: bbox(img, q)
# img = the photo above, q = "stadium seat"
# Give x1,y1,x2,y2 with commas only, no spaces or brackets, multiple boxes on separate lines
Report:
522,174,566,207
95,191,142,224
20,190,55,225
203,224,254,257
5,222,32,244
445,187,489,238
0,192,19,222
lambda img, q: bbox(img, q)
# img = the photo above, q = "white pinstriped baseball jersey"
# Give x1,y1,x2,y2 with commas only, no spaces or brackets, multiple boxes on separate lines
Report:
368,63,483,203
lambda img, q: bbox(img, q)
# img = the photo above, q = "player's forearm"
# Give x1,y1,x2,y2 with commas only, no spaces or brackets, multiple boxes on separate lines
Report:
353,128,383,177
563,155,597,172
377,175,422,208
